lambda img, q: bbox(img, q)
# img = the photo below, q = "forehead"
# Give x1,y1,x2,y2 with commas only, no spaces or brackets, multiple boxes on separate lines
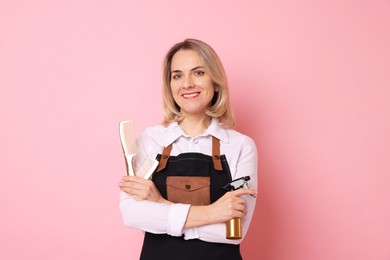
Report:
171,49,204,70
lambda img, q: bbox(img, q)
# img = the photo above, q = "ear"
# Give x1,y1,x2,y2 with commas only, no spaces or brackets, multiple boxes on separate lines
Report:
214,85,220,92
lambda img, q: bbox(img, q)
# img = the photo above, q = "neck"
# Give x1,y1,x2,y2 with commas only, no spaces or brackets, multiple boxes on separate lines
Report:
179,115,211,137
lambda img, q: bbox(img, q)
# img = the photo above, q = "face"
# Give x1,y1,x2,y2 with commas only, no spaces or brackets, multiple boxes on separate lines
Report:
170,49,215,119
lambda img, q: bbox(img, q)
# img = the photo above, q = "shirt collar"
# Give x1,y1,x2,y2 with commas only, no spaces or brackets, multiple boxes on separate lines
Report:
206,117,229,143
163,117,229,147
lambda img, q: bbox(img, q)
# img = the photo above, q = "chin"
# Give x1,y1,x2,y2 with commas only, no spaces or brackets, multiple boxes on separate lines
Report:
181,108,207,116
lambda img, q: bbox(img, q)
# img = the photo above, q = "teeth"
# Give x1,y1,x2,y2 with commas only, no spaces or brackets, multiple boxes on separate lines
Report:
183,93,199,98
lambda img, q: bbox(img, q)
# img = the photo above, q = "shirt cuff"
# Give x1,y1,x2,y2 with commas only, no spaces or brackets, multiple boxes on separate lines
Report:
167,203,191,237
183,227,200,240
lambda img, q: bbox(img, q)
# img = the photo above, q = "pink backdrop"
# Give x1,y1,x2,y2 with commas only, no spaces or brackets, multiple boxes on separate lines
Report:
1,1,389,259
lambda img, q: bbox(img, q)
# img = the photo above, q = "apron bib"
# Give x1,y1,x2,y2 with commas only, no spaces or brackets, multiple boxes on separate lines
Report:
140,137,242,260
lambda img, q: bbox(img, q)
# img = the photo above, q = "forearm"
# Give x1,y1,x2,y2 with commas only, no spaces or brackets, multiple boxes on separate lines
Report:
183,206,240,244
183,205,212,228
119,192,190,236
183,192,257,244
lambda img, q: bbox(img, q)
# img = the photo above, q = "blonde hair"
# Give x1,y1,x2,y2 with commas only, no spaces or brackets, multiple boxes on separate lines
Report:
161,39,235,128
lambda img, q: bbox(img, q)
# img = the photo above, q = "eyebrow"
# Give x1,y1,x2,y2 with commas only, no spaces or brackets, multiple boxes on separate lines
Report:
171,66,205,74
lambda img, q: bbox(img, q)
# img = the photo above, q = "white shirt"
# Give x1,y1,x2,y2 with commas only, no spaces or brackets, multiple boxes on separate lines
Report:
120,118,258,245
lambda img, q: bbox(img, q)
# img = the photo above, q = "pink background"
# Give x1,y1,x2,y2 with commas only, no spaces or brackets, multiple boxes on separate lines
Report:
1,1,389,259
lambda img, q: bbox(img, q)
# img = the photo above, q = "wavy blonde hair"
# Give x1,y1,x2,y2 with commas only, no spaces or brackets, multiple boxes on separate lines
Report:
161,39,235,128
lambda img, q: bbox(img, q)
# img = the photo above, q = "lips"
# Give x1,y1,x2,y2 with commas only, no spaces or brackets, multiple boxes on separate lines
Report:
182,92,200,99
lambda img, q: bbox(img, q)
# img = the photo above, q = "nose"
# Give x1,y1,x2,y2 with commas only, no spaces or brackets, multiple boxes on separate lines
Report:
183,75,194,89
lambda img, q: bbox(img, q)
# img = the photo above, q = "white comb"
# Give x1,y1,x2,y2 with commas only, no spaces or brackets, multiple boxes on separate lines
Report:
136,156,159,179
119,120,137,176
119,120,159,179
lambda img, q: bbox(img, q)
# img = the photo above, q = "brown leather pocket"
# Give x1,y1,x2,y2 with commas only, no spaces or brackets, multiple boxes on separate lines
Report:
166,176,210,206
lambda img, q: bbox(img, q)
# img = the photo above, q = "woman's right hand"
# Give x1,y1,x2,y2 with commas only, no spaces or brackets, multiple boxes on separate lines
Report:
207,189,257,223
118,176,170,204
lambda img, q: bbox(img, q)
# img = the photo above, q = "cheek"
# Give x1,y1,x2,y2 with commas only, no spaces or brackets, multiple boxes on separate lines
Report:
170,85,181,104
196,77,213,90
170,82,180,94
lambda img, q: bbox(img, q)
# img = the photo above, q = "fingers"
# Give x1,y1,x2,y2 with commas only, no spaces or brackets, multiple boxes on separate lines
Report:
118,176,163,202
121,175,146,184
222,189,257,216
232,202,246,214
118,176,145,196
231,188,258,197
118,176,148,190
118,180,139,191
209,192,248,222
119,182,147,200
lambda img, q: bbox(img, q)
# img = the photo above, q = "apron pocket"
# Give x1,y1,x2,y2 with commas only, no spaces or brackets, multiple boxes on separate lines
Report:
166,176,210,206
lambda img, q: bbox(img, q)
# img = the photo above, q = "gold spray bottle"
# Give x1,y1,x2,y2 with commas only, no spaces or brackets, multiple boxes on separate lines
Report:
223,176,254,239
226,217,242,239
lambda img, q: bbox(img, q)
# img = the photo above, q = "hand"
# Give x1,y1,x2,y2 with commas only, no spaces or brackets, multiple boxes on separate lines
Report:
208,189,257,223
118,176,168,203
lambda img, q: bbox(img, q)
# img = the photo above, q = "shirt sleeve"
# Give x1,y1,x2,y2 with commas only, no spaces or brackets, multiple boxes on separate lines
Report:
183,135,258,244
120,192,191,236
119,126,191,237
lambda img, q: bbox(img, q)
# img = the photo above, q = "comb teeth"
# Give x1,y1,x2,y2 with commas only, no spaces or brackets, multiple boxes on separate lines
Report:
136,156,159,179
119,120,158,179
119,120,137,155
120,120,137,176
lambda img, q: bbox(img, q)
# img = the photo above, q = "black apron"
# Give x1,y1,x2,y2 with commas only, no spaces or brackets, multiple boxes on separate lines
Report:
140,137,242,260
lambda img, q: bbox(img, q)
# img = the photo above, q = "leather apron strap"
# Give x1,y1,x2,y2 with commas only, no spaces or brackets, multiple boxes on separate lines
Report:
212,136,223,171
156,144,172,172
156,136,223,172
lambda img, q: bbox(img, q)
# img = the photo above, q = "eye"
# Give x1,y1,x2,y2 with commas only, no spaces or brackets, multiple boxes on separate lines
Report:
171,74,181,80
194,70,205,76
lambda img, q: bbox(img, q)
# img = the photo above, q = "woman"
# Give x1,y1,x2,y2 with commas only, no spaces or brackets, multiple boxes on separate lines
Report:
119,39,258,260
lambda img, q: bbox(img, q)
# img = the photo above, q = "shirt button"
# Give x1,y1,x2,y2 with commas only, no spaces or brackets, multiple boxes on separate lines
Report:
193,138,198,144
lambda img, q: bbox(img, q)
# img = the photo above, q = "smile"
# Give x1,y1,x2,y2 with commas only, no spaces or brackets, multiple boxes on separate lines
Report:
182,92,200,98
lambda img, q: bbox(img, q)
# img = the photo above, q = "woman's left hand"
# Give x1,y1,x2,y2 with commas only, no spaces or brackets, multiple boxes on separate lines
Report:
118,176,169,203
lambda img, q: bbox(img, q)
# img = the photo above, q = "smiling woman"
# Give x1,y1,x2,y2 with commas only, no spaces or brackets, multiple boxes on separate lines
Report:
162,39,235,130
169,49,216,135
118,39,258,260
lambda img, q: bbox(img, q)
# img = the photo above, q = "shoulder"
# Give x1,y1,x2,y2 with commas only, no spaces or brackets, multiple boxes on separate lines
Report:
220,128,258,179
225,128,257,149
136,124,167,153
138,124,168,146
140,125,166,139
219,127,258,160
